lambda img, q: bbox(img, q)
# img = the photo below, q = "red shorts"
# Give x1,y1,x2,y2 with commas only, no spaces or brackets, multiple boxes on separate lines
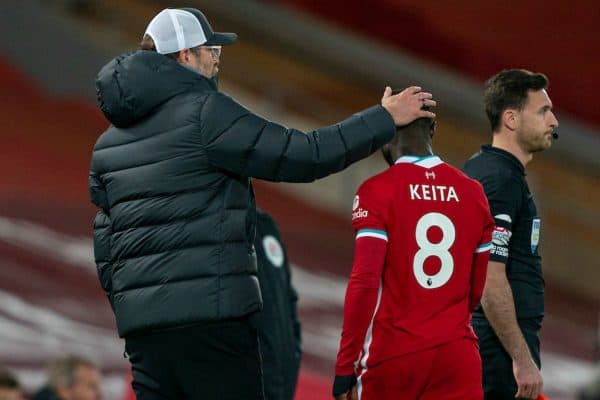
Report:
356,338,483,400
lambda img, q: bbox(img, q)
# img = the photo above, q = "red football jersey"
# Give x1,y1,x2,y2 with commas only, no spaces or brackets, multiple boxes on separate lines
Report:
336,155,494,376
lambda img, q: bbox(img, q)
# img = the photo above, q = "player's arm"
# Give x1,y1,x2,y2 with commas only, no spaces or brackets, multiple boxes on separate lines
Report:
470,243,492,311
469,190,494,311
333,184,388,399
333,233,387,399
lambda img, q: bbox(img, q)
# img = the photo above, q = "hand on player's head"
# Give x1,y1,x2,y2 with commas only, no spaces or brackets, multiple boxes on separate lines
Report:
381,86,436,126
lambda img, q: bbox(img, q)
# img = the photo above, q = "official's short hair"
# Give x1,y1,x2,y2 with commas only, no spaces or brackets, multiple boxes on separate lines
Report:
484,69,549,132
47,356,98,389
0,367,20,390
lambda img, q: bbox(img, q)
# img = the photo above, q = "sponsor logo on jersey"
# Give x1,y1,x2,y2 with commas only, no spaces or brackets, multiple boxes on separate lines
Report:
352,208,369,220
409,184,459,202
530,218,541,253
352,195,360,211
262,235,284,267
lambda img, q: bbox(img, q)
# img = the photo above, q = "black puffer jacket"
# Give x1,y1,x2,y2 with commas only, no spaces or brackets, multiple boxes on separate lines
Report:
89,50,395,337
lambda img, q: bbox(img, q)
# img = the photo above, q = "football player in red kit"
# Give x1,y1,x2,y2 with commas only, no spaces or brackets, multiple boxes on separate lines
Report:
333,105,495,400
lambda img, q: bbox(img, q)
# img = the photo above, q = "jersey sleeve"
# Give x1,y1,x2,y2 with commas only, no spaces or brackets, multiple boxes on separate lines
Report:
482,174,522,264
335,234,387,375
469,190,495,310
351,179,389,241
335,179,389,376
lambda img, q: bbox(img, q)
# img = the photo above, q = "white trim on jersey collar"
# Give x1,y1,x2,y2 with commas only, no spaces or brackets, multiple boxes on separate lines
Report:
395,155,443,168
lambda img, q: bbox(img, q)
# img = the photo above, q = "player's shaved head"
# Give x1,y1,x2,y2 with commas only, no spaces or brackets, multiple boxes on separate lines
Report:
381,89,435,166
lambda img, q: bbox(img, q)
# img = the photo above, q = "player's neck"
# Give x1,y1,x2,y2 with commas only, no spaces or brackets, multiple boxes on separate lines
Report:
491,133,532,168
400,143,433,158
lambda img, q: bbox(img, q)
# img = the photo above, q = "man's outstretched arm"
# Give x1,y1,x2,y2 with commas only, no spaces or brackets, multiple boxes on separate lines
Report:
201,87,435,182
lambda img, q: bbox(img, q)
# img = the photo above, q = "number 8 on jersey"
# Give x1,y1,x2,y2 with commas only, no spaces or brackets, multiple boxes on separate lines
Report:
413,212,455,289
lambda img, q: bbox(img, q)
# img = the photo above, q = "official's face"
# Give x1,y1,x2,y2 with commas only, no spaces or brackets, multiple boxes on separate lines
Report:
516,89,559,153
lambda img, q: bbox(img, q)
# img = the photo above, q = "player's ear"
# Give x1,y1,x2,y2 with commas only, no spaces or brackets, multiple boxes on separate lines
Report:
381,144,394,166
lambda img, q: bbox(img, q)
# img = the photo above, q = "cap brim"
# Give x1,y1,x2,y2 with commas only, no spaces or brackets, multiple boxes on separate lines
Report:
205,32,237,46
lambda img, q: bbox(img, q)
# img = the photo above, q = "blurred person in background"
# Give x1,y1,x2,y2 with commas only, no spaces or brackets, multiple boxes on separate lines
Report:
463,69,559,400
0,367,22,400
333,101,494,399
32,356,102,400
90,6,435,400
254,208,301,400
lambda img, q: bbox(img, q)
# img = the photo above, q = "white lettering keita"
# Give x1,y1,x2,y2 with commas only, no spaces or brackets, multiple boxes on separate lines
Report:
409,184,459,202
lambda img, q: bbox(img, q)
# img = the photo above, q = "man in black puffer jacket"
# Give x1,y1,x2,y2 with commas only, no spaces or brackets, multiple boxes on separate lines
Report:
90,7,436,400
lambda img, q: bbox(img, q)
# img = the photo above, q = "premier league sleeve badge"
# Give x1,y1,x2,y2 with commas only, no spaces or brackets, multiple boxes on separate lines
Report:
530,218,541,253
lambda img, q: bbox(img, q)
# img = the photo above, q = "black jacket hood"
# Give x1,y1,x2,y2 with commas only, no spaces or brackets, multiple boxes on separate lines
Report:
95,50,216,127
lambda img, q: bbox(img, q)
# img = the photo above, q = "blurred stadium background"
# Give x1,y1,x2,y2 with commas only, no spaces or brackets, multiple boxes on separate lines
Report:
0,1,598,399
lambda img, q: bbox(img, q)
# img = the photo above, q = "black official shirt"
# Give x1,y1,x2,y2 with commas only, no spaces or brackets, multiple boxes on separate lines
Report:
464,145,544,323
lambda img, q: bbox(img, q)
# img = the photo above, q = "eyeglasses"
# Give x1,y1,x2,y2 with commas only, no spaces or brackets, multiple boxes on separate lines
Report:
203,46,222,59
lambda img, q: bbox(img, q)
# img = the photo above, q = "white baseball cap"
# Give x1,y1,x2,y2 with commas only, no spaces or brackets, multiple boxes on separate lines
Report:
144,8,237,54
